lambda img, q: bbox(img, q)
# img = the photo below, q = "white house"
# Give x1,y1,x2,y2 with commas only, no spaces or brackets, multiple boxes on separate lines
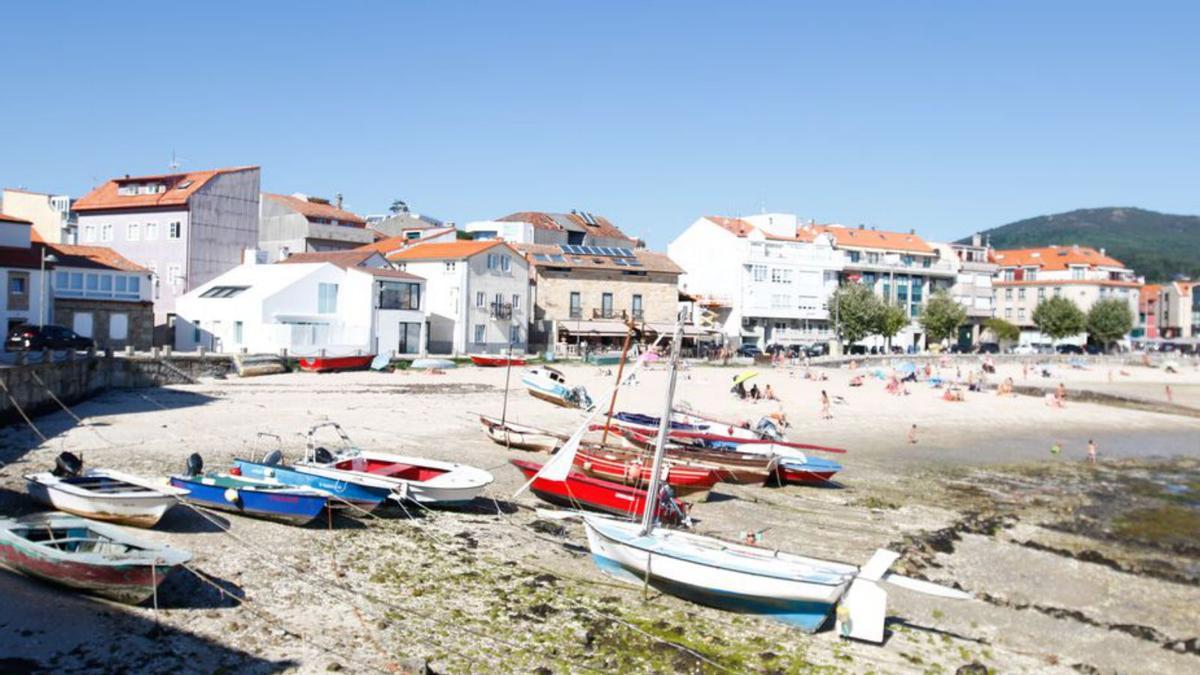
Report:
174,249,426,357
668,214,845,349
389,240,529,355
463,220,535,243
0,213,49,335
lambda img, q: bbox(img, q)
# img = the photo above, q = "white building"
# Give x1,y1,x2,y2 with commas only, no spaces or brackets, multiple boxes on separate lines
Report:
1,188,76,244
0,213,50,334
174,249,426,357
389,240,529,355
668,214,845,349
464,220,535,243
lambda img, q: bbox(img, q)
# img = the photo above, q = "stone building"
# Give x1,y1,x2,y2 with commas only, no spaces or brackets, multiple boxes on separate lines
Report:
45,242,153,350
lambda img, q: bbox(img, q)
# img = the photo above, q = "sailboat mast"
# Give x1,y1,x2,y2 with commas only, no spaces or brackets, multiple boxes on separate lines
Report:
601,319,636,446
638,316,685,536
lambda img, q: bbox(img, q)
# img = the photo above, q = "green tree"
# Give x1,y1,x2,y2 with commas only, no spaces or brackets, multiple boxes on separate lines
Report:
828,284,881,346
389,199,408,214
873,302,909,349
1086,298,1134,350
984,317,1020,344
1032,296,1086,341
919,290,968,344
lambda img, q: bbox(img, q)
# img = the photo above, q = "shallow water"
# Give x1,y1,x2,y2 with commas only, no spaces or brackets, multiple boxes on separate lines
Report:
893,428,1200,466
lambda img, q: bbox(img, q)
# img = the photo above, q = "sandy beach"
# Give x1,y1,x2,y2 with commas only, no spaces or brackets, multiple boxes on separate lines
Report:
0,356,1198,673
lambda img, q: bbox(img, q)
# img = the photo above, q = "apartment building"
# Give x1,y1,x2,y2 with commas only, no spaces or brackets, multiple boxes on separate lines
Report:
942,234,998,346
496,210,638,248
258,192,373,261
992,245,1140,344
0,213,48,334
668,214,844,349
72,166,261,342
1137,284,1160,339
1159,280,1199,339
1,188,76,244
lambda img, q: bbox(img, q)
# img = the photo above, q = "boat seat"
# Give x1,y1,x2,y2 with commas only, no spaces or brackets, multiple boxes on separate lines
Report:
367,462,416,477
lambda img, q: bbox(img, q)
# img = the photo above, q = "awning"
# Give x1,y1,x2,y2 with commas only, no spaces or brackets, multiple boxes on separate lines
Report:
643,322,718,339
556,320,631,337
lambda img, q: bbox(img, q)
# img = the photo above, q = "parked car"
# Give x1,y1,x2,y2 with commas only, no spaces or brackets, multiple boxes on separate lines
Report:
805,343,829,358
1084,343,1103,355
5,324,95,352
736,344,762,358
1055,344,1084,355
1012,344,1037,355
847,344,868,355
975,343,1000,354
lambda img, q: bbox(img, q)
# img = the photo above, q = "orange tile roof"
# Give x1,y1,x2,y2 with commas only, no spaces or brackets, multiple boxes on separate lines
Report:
356,227,457,255
39,243,148,272
993,279,1142,288
1140,284,1161,300
72,166,258,212
992,246,1126,271
809,225,934,254
276,249,380,268
0,212,33,225
263,193,366,226
705,216,756,237
388,240,511,261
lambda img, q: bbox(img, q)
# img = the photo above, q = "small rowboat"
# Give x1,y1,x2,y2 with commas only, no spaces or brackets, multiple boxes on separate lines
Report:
510,459,688,524
410,358,455,370
298,354,376,373
523,367,593,410
573,447,719,498
587,427,777,485
479,414,565,452
469,353,528,367
775,456,842,485
606,416,847,455
0,512,191,604
24,453,188,528
170,455,331,525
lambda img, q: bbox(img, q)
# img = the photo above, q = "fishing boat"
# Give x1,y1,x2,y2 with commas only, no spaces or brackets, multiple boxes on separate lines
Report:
170,455,331,525
522,366,593,409
573,447,719,498
0,512,191,604
775,455,843,485
410,358,455,370
606,416,847,456
232,454,395,512
298,354,376,373
24,453,189,528
578,317,968,643
293,422,494,506
509,459,688,524
588,427,778,485
479,414,565,452
469,353,528,367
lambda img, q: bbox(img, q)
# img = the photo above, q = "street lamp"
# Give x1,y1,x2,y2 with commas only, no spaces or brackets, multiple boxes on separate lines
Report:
40,251,58,327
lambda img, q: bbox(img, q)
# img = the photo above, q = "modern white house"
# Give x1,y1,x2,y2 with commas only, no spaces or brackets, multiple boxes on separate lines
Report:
71,166,261,343
668,214,845,349
389,240,529,355
174,249,426,357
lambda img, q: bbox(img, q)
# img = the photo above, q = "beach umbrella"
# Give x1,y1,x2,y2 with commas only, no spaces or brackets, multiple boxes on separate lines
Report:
733,370,759,385
639,352,661,363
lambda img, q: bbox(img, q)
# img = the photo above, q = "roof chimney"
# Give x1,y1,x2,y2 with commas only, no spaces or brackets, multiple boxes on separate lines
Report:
1100,247,1106,255
858,224,865,230
336,193,343,210
972,232,982,247
909,228,915,235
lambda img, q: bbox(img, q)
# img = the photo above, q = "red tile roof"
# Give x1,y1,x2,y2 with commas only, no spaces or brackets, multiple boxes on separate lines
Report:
263,193,366,226
810,225,934,254
276,249,380,268
38,243,147,272
517,243,683,275
0,212,33,225
993,279,1142,288
497,211,635,244
992,246,1126,271
388,240,512,261
72,166,258,212
706,216,756,237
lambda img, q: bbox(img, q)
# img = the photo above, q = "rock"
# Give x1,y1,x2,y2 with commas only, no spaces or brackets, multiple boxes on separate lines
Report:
956,662,988,675
529,520,567,537
326,662,344,672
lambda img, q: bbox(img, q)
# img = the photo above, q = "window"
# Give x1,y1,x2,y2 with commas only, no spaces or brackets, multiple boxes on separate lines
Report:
632,294,643,319
379,282,420,310
444,261,457,273
569,291,582,318
512,294,520,310
771,268,789,284
867,252,880,264
1005,288,1013,300
127,223,140,241
601,292,613,318
1054,287,1062,297
199,285,249,299
1018,308,1026,321
1026,268,1038,281
168,221,182,239
145,222,158,240
167,264,182,288
847,251,861,263
193,320,201,343
510,325,520,344
8,274,26,295
476,291,485,307
318,283,338,313
234,321,243,343
501,255,511,272
1005,308,1012,319
751,265,767,282
1018,288,1026,300
73,312,94,338
100,224,113,241
83,224,96,242
487,254,498,270
397,322,422,353
1038,287,1046,301
109,313,128,341
1071,267,1085,280
99,275,112,292
474,324,485,343
86,273,99,291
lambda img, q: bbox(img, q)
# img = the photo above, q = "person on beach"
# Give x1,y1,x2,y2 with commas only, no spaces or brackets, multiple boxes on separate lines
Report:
764,384,778,401
1087,439,1097,464
749,384,761,401
1166,385,1173,403
1056,382,1067,406
1022,363,1029,381
907,424,918,444
820,390,832,419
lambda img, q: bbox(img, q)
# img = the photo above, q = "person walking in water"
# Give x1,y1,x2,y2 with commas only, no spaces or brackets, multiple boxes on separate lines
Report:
820,390,832,420
907,424,918,444
1087,439,1097,465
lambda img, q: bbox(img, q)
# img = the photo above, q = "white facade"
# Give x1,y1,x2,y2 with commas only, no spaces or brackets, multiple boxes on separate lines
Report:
464,220,535,243
174,261,426,357
668,215,845,348
392,244,529,355
0,218,49,332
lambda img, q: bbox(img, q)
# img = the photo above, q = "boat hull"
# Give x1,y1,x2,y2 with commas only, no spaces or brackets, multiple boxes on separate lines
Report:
479,415,562,452
469,354,528,367
24,471,185,528
298,355,375,373
511,460,687,524
294,452,494,506
573,449,718,498
169,476,329,525
775,458,842,485
232,460,390,511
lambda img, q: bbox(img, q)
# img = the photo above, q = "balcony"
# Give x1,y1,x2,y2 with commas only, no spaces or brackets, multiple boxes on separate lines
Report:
490,302,512,320
631,309,644,321
593,308,628,320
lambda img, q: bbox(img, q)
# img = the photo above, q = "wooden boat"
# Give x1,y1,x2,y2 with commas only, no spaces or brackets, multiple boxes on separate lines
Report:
233,457,395,512
587,427,777,485
24,454,188,528
469,353,528,367
479,414,564,452
775,456,842,485
0,512,191,604
573,447,719,498
606,416,847,456
170,455,331,525
510,459,688,524
295,422,494,506
522,366,593,409
298,354,375,373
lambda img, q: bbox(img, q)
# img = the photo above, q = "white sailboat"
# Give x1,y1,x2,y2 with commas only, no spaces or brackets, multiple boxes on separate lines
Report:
577,316,970,643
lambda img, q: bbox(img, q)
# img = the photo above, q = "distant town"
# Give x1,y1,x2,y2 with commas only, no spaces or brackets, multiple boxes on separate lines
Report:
1,165,1194,359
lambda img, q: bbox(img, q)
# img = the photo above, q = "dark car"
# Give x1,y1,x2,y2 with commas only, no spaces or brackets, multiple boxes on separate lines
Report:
975,343,1000,354
736,344,762,358
1055,344,1084,355
1084,343,1103,355
5,324,94,352
847,344,868,355
805,343,829,358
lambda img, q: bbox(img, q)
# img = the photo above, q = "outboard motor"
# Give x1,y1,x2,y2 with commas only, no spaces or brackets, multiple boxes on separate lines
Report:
262,449,284,467
52,452,84,478
753,417,783,441
186,453,204,477
313,447,335,464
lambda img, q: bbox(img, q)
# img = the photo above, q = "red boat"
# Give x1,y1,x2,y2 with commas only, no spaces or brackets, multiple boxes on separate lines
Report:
573,447,718,498
510,459,688,524
602,420,847,454
469,353,528,367
297,354,376,373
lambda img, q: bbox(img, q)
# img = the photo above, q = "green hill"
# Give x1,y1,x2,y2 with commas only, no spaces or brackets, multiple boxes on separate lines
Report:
961,207,1200,282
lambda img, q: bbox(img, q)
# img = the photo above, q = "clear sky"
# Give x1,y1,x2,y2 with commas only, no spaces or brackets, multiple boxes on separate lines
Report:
2,1,1197,247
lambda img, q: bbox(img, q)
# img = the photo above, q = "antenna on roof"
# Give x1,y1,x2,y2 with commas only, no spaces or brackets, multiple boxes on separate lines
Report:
168,150,182,172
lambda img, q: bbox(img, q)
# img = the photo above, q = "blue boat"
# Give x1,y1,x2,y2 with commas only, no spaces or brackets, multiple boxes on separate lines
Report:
232,458,394,512
169,471,330,525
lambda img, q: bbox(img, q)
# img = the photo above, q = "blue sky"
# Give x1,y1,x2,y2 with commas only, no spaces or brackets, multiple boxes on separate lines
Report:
2,1,1197,247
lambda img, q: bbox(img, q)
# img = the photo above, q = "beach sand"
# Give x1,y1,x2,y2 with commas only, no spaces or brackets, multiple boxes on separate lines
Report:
0,357,1197,673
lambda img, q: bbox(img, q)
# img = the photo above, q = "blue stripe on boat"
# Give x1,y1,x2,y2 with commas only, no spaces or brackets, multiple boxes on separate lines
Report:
232,459,390,509
169,477,328,524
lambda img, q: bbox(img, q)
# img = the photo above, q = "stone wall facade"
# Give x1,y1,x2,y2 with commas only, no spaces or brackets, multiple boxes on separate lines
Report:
531,268,679,347
53,299,154,350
